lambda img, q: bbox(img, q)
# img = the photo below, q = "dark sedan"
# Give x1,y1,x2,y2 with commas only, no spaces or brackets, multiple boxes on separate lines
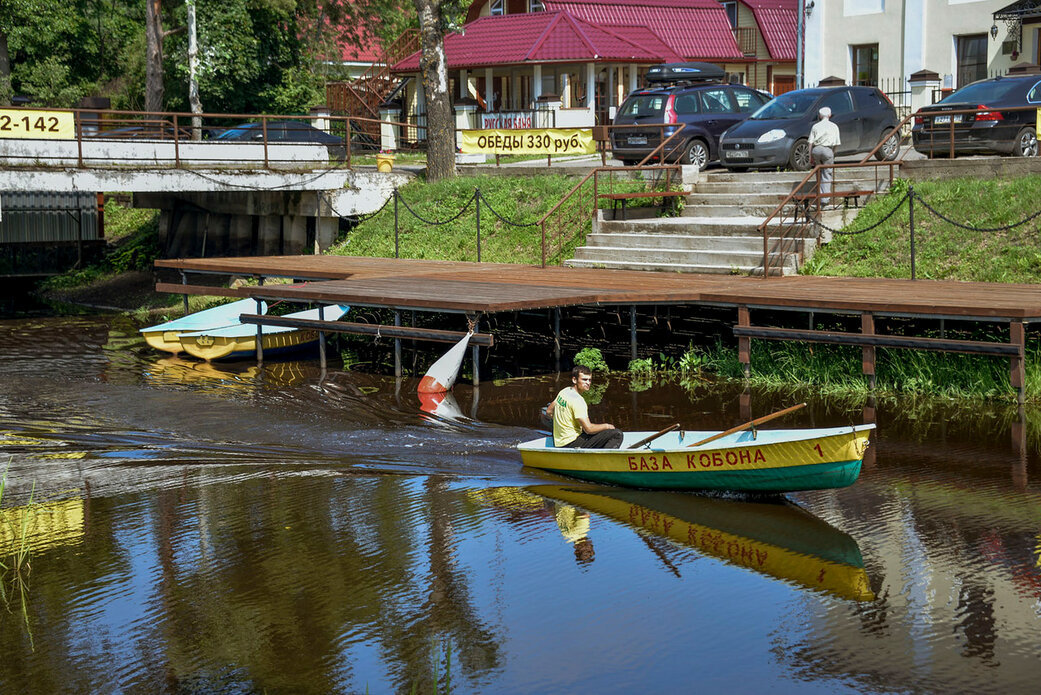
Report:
911,73,1041,157
215,120,346,160
718,86,899,171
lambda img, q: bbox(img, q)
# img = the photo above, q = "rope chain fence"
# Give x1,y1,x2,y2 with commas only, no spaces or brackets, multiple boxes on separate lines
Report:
805,186,1041,280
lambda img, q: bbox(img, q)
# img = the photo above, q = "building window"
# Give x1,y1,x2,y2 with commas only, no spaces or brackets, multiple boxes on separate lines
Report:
490,0,504,15
851,44,879,86
529,0,545,11
722,1,738,29
956,34,988,88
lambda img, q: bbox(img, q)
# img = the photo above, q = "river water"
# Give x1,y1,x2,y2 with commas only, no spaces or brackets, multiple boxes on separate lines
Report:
0,313,1039,694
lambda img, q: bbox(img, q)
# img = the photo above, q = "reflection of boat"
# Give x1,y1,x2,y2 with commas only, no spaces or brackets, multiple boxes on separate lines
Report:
517,425,873,493
179,305,349,361
140,298,267,355
148,357,310,387
530,484,875,601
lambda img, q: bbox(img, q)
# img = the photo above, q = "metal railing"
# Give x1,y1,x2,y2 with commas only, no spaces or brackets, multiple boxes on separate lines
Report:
0,105,418,169
538,163,682,267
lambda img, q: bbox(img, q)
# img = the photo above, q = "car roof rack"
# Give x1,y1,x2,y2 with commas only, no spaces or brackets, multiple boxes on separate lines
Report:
645,62,727,85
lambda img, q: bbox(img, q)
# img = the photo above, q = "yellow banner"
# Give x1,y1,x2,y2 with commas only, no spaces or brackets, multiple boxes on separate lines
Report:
461,128,596,155
0,108,76,139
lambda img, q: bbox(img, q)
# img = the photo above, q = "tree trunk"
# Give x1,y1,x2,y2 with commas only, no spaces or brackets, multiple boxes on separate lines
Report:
413,0,454,181
0,28,11,106
186,0,202,140
145,0,164,114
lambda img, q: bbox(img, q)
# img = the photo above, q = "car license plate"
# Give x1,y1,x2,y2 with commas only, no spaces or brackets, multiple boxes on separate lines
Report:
724,150,748,158
933,114,962,125
627,136,647,145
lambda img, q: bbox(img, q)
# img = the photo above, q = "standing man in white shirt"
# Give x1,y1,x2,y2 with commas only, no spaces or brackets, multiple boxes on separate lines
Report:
808,106,841,198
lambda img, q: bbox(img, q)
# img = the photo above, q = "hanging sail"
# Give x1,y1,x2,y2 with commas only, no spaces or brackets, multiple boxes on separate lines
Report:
417,331,472,394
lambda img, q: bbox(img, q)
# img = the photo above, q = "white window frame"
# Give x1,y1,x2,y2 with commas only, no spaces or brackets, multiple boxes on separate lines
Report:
529,0,545,11
490,0,504,16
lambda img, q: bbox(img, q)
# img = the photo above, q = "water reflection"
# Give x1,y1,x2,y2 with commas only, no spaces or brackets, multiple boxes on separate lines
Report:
474,485,875,601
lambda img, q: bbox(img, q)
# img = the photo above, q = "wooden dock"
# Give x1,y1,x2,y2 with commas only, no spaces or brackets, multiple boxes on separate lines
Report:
154,255,1041,400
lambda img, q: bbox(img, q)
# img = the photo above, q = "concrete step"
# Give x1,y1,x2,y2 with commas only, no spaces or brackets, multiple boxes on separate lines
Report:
565,256,796,276
584,233,811,252
686,192,790,206
704,169,885,184
598,216,793,236
571,245,801,269
695,180,800,195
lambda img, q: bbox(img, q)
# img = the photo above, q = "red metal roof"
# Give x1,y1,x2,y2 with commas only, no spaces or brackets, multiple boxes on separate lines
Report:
393,11,682,71
739,0,797,61
544,0,743,60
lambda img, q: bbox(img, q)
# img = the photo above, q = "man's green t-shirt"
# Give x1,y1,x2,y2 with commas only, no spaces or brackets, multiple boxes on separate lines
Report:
552,387,587,447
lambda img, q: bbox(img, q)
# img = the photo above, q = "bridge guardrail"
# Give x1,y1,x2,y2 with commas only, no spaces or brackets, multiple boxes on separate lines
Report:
0,106,418,170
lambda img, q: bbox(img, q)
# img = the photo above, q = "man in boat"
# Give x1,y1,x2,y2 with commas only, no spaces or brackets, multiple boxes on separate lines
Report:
545,365,623,449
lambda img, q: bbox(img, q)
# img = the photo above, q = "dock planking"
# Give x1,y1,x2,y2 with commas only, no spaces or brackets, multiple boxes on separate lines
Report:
155,255,1041,320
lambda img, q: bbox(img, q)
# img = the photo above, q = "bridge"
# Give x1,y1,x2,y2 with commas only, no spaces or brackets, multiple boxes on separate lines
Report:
0,107,412,258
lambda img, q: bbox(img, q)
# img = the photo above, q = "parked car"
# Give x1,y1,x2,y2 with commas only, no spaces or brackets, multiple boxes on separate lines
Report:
718,86,900,171
911,73,1041,158
85,124,197,140
611,62,772,168
215,120,346,160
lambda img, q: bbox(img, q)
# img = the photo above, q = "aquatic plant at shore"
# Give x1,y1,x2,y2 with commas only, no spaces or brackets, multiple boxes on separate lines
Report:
696,339,1041,403
0,467,37,648
573,347,608,373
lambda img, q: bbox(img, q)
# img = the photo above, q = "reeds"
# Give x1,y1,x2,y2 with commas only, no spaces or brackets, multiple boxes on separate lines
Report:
0,466,37,647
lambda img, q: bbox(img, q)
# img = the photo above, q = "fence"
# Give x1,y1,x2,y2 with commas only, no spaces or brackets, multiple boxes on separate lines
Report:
0,106,415,169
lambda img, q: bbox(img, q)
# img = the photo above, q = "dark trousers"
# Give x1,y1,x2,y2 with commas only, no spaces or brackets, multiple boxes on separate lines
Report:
565,429,624,449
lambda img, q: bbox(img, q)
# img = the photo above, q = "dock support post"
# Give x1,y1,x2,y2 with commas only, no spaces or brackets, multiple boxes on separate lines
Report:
394,312,402,378
553,309,561,372
1012,405,1028,489
630,305,637,361
181,272,189,315
862,312,876,390
472,317,480,386
1011,321,1025,405
255,297,264,364
318,304,327,372
738,305,750,379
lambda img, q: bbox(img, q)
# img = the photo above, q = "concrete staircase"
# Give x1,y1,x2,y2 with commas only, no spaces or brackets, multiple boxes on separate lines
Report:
567,168,885,275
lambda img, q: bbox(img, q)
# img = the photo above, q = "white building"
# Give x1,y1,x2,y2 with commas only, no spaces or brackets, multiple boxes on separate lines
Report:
803,0,1041,96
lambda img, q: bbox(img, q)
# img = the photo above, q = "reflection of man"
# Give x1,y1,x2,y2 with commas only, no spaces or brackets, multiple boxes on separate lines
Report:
554,503,595,566
545,365,623,449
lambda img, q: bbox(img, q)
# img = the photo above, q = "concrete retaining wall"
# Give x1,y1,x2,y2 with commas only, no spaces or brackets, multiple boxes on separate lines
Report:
900,157,1041,181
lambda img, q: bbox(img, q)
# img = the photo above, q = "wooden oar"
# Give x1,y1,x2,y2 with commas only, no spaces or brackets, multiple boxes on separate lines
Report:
686,403,807,448
628,423,681,449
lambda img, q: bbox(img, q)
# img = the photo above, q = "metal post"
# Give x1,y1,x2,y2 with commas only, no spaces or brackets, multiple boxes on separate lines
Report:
909,186,916,280
738,305,751,379
255,297,264,364
862,312,876,390
181,271,189,314
394,190,400,259
262,116,269,168
554,308,561,372
471,317,480,386
318,304,327,371
476,188,481,263
173,114,180,167
394,311,402,378
630,305,637,361
1011,321,1026,405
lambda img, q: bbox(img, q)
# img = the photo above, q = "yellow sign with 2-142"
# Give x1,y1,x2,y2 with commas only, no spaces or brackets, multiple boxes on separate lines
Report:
461,128,596,155
0,109,76,139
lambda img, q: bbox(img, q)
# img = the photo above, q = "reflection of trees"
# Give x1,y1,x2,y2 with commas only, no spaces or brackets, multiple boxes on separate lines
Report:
1,475,503,693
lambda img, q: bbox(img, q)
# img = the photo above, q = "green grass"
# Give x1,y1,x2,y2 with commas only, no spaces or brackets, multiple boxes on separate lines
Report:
698,339,1041,403
329,173,669,264
803,176,1041,283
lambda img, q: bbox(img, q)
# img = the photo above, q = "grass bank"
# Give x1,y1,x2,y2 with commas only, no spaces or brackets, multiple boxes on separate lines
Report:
803,175,1041,282
327,173,651,264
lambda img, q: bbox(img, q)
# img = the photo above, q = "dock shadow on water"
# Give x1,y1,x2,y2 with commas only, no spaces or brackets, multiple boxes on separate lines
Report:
0,314,1039,693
